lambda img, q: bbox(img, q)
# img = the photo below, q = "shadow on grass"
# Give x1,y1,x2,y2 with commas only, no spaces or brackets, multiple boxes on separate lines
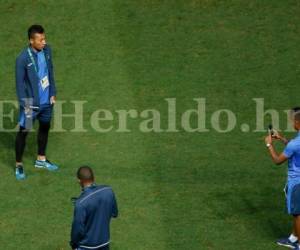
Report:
207,184,290,241
0,129,38,171
240,194,290,238
0,131,16,170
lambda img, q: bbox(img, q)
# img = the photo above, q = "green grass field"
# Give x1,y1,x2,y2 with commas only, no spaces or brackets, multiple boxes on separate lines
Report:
1,0,300,249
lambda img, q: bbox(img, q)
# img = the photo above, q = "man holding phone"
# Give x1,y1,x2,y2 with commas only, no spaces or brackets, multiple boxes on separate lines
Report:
15,24,59,180
265,107,300,249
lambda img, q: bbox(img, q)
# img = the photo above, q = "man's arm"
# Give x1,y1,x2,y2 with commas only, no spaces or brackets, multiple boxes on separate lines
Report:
47,46,56,104
112,192,118,218
15,56,26,107
265,134,288,165
70,204,86,249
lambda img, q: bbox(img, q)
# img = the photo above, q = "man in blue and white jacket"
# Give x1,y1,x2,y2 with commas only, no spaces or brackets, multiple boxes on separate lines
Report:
15,24,59,180
71,166,118,250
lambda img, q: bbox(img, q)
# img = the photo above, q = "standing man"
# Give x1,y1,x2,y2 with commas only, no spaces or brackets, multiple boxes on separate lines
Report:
265,107,300,250
70,166,118,250
15,24,59,180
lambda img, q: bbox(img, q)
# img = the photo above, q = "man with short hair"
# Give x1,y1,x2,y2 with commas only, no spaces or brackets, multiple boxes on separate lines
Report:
15,24,59,180
70,166,118,250
265,107,300,249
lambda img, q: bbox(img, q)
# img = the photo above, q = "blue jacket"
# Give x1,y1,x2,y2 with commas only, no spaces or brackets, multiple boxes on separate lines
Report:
70,184,118,249
15,45,56,108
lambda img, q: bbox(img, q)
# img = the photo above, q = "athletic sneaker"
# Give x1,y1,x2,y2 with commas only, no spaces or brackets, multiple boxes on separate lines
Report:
277,238,298,249
15,165,26,180
34,159,59,171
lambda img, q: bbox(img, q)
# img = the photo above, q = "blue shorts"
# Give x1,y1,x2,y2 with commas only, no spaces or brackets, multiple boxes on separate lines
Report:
285,180,300,215
19,104,53,129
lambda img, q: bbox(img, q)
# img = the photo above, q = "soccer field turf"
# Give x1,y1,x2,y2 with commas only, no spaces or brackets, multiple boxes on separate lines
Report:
1,1,300,249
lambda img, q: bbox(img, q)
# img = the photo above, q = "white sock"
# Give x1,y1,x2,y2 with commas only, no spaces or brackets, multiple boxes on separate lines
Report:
289,234,298,243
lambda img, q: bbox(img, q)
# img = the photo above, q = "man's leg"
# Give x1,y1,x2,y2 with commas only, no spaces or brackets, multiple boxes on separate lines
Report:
292,221,298,240
37,120,50,160
14,105,39,179
15,126,29,164
277,184,299,248
15,106,34,164
294,216,300,249
34,105,58,171
15,126,29,180
291,183,300,249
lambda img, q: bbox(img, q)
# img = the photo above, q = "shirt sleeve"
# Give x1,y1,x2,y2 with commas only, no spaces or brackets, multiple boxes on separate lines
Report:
47,46,57,97
112,191,118,218
283,142,295,158
70,203,86,249
15,55,26,107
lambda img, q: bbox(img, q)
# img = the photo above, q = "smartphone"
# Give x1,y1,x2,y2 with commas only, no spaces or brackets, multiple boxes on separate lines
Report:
268,124,274,136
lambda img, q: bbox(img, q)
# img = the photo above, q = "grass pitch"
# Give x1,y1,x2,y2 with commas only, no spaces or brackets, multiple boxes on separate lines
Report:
1,1,300,249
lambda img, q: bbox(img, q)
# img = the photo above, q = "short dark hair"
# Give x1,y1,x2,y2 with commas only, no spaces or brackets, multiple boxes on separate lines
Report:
77,166,94,181
291,107,300,122
28,25,44,40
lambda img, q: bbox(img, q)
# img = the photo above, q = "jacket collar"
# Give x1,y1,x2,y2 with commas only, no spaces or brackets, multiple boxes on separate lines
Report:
82,183,97,192
28,45,48,55
28,45,42,55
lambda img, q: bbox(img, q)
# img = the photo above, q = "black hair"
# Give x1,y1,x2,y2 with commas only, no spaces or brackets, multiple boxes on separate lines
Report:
28,25,44,40
291,107,300,122
77,166,94,181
